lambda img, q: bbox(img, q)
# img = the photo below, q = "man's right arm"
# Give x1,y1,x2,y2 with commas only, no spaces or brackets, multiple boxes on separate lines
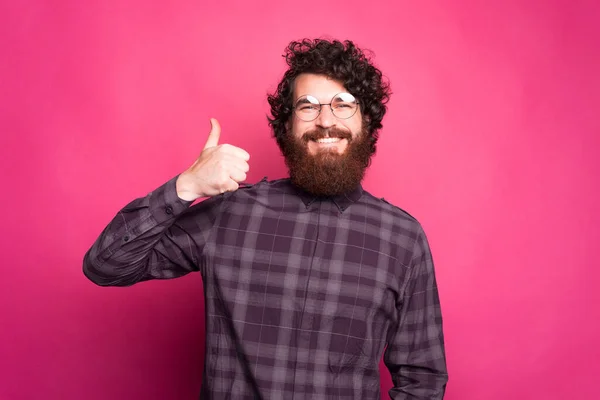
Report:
83,118,250,287
83,176,222,286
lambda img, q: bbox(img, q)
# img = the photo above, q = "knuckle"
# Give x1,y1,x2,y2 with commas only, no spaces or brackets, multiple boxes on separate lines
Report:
217,182,229,193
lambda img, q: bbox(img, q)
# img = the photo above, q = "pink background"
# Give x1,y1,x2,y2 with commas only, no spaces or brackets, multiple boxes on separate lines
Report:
1,1,599,399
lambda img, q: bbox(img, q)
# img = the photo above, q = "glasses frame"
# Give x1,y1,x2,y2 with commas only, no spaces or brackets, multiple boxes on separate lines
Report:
292,92,360,122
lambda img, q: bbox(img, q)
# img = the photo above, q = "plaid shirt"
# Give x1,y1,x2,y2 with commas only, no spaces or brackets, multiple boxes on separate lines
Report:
84,176,448,399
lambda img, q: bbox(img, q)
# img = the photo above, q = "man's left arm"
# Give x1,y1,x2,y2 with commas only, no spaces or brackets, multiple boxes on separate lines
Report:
384,228,448,399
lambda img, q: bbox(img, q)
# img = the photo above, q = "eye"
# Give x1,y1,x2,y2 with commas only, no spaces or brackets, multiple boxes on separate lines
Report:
333,102,356,110
298,104,319,111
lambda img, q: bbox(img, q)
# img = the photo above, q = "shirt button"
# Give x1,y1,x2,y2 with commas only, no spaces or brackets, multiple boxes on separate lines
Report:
123,235,130,242
165,205,173,214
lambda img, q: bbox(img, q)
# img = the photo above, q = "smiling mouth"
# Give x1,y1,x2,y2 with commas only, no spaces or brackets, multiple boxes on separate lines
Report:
313,138,343,144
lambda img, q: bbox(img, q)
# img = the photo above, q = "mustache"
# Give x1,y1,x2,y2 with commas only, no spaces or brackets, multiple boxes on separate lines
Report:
301,128,352,143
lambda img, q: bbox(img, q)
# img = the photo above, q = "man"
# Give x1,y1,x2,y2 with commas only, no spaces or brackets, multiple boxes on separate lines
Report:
84,38,448,399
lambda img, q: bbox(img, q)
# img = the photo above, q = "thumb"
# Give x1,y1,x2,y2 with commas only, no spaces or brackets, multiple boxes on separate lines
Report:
203,118,221,150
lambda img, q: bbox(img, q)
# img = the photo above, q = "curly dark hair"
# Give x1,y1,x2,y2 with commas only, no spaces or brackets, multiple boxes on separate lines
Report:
267,38,391,153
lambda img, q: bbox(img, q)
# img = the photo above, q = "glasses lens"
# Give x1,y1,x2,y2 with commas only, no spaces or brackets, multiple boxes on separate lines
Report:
294,95,320,121
331,93,358,119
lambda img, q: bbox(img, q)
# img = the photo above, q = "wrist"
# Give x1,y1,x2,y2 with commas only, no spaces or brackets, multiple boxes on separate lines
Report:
176,173,202,201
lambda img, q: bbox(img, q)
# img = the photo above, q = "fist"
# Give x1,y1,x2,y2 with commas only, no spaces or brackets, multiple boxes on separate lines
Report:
176,118,250,201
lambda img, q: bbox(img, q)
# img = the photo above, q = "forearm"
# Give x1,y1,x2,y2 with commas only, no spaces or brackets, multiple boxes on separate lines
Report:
388,365,448,399
387,312,448,400
386,228,448,399
83,176,195,286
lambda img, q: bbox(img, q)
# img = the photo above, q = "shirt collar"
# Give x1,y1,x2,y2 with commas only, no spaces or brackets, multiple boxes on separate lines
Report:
289,181,364,212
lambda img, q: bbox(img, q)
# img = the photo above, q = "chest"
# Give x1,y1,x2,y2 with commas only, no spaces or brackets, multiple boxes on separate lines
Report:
204,200,406,319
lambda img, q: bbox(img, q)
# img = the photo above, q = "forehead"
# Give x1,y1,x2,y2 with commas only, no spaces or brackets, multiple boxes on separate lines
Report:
292,73,348,101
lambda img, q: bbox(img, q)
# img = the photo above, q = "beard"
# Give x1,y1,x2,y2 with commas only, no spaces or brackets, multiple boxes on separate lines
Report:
279,126,375,197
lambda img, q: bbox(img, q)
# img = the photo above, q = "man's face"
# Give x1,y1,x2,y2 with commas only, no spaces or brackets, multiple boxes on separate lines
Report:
290,73,363,155
279,73,373,197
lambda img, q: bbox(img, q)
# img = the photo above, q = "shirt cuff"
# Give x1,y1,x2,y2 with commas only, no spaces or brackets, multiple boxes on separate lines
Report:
148,175,194,224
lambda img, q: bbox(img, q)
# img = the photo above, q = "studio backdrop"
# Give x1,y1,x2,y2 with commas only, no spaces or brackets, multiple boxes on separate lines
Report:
1,1,598,399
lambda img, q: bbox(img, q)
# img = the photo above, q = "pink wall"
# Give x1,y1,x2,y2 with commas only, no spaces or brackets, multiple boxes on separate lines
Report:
1,1,599,399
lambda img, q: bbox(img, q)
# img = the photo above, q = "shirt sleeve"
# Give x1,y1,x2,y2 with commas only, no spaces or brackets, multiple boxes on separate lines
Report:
83,175,223,286
384,227,448,399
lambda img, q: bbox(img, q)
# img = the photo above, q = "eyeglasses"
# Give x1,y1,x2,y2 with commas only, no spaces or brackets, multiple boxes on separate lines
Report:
292,92,359,122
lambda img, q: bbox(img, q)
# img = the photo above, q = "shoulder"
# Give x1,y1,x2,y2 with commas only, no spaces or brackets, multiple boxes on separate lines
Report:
358,190,429,260
219,177,297,207
230,177,291,195
360,190,423,229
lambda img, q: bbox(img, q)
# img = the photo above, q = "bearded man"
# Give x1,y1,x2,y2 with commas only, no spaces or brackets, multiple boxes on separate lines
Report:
84,38,448,399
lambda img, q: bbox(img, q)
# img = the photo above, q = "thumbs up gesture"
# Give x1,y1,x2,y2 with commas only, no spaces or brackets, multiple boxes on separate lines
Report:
176,118,250,201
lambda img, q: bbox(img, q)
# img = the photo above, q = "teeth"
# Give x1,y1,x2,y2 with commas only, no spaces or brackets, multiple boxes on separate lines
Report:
315,138,341,143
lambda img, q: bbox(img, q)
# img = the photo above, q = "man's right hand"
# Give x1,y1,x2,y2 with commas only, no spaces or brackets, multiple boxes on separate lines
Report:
176,118,250,201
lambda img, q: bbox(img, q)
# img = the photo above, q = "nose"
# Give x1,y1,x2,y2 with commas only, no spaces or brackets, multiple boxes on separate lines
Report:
315,105,336,129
